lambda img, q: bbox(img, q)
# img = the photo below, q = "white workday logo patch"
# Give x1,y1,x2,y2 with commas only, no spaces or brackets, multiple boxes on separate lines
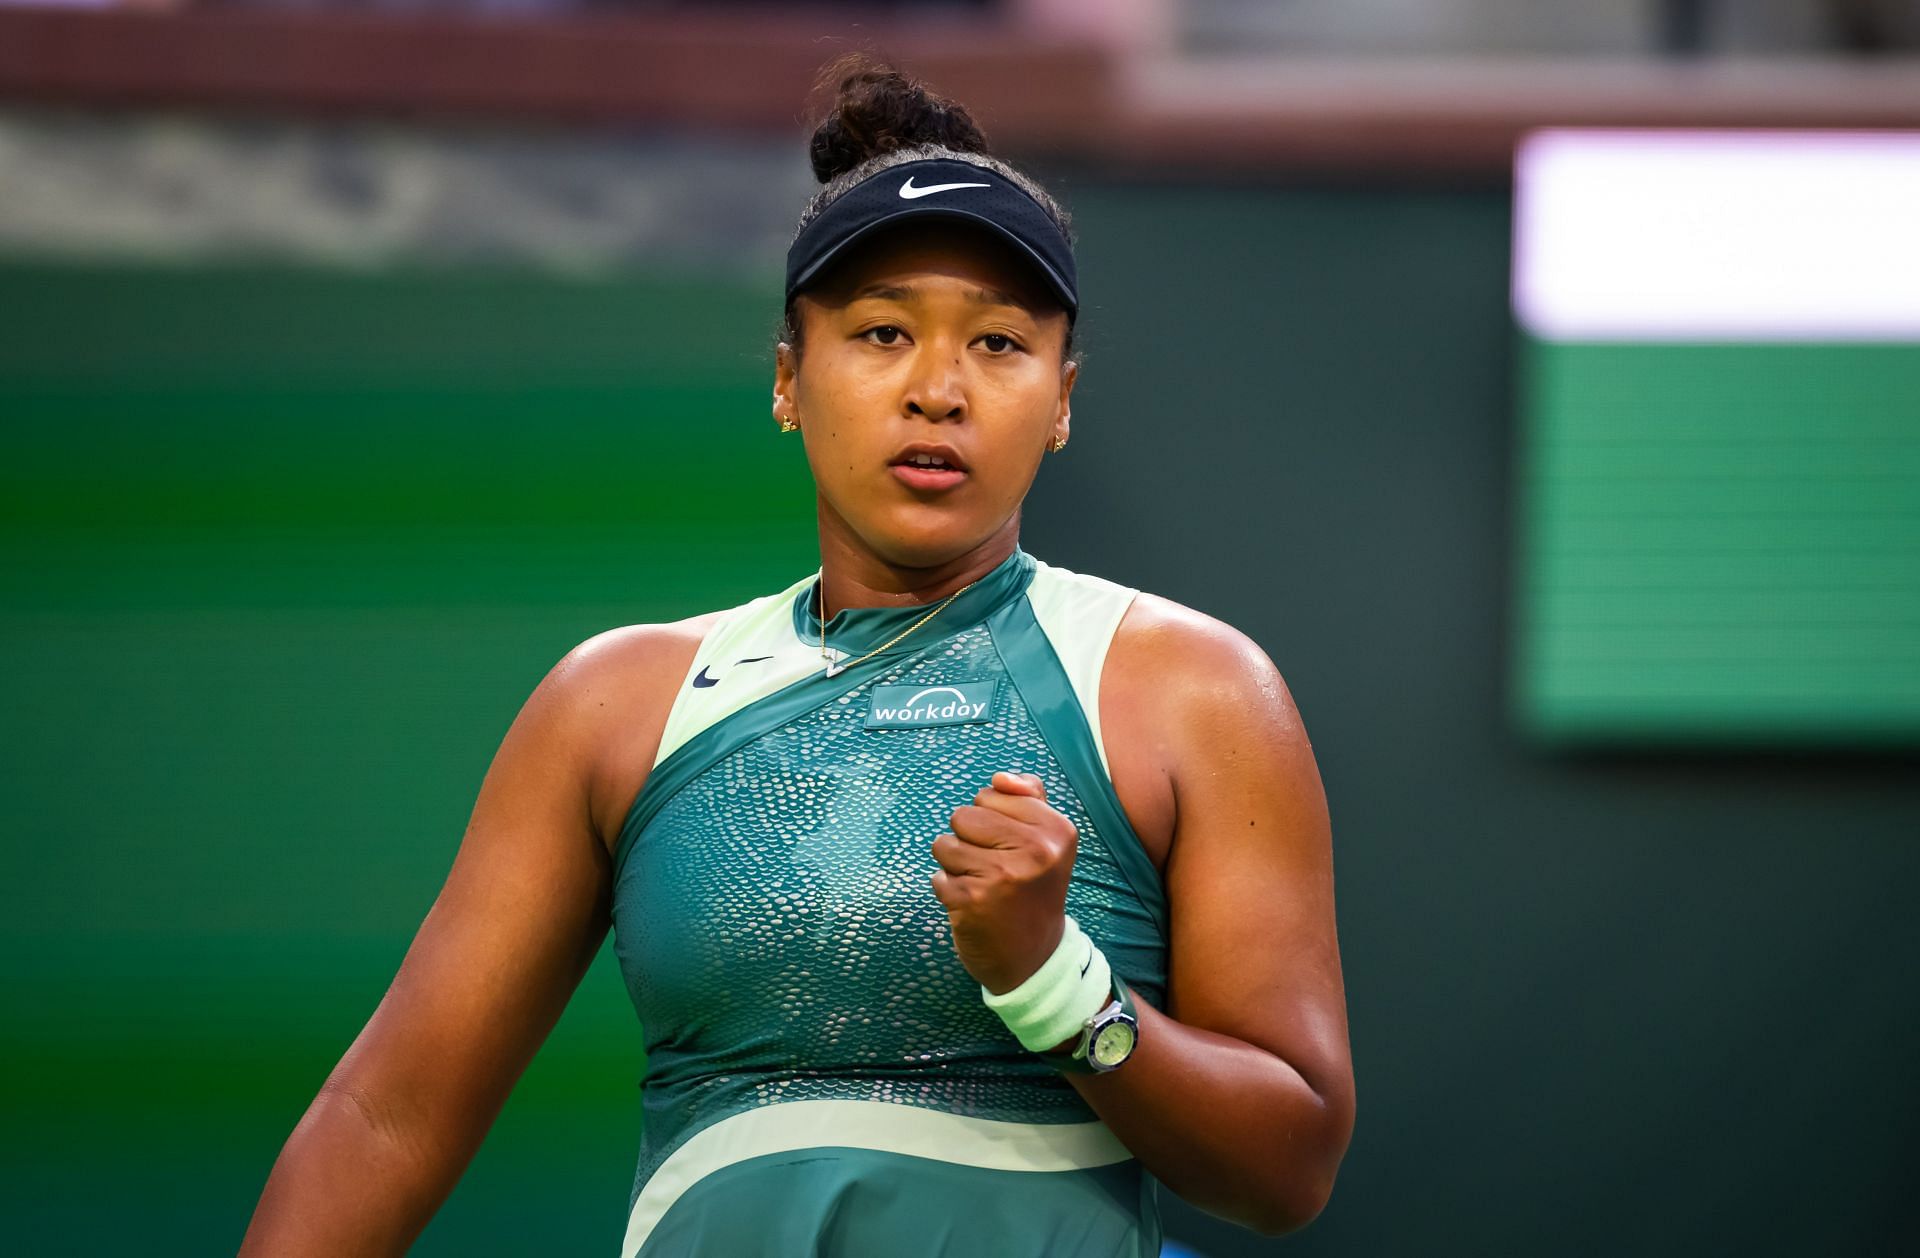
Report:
864,681,998,730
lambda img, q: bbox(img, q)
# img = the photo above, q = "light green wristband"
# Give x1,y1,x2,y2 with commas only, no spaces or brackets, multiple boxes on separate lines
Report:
980,915,1114,1053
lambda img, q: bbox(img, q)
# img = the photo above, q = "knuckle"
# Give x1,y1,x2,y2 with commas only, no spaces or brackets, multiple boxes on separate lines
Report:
1009,855,1046,884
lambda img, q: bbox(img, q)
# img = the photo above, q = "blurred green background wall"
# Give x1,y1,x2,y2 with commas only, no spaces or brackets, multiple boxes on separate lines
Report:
4,173,1917,1256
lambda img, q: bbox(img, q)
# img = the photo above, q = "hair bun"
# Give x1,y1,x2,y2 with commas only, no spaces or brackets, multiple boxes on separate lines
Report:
806,54,991,185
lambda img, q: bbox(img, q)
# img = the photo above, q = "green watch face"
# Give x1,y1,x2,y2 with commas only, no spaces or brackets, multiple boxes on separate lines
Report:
1090,1018,1137,1068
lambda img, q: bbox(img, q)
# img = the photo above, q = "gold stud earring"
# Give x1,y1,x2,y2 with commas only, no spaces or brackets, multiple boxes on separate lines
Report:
1050,434,1068,452
778,413,799,433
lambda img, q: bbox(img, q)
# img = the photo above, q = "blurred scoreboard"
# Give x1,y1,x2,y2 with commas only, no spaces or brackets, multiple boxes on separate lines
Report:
1511,129,1920,746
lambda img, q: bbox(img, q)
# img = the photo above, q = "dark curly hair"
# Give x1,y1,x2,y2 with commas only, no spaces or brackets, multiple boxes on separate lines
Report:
777,53,1082,371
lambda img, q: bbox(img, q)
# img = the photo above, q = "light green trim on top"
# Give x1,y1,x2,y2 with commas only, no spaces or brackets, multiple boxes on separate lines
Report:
650,570,818,769
986,597,1168,935
1025,559,1140,777
612,647,885,880
632,1147,1154,1258
614,550,1041,879
619,1099,1131,1258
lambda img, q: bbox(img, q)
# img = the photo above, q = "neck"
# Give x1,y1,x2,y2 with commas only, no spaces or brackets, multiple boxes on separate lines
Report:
814,510,1021,621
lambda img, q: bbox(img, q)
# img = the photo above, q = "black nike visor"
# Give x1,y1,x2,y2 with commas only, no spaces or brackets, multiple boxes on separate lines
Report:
785,157,1079,323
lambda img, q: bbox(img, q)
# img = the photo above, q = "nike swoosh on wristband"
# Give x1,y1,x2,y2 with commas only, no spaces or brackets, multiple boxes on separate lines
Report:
1080,947,1093,978
899,176,991,199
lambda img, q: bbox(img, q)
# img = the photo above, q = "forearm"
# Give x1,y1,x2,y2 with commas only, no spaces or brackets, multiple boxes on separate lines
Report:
1060,990,1350,1236
239,1083,470,1256
933,768,1351,1232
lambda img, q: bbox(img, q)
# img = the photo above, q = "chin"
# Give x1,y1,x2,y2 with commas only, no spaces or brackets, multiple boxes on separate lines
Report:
858,510,998,570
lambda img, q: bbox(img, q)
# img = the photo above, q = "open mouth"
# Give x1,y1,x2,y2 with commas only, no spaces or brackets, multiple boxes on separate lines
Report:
890,450,968,490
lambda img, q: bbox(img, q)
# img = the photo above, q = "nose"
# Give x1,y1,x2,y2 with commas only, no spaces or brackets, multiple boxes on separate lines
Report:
903,342,966,422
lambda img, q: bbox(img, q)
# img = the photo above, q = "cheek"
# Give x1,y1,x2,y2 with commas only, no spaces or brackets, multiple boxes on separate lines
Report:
801,420,884,494
983,447,1047,507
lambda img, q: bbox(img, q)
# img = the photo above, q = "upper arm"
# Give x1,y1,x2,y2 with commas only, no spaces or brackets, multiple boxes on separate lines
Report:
1111,597,1353,1120
321,619,706,1159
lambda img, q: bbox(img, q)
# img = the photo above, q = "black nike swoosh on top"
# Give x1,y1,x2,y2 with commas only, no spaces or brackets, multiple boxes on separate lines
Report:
1080,948,1093,978
692,656,775,689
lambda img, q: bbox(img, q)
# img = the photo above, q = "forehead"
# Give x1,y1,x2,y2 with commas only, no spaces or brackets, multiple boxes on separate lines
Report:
803,218,1058,316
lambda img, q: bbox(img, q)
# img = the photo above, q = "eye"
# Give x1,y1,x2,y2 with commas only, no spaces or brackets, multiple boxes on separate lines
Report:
980,333,1020,354
860,325,906,346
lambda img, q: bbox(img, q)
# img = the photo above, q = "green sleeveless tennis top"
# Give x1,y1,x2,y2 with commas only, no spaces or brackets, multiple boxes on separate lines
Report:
608,547,1169,1257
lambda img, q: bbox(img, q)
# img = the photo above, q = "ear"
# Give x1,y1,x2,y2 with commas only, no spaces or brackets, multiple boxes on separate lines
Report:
773,340,798,427
1050,357,1077,449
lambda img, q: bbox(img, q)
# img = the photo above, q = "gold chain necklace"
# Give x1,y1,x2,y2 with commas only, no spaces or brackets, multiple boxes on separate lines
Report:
815,574,981,678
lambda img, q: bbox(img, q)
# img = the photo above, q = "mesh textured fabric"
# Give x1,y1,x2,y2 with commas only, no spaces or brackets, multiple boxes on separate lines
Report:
610,618,1167,1208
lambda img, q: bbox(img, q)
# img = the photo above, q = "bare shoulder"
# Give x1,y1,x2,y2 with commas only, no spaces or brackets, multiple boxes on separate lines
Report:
521,611,726,858
1114,598,1350,1175
1108,590,1309,749
1096,591,1312,873
542,612,723,704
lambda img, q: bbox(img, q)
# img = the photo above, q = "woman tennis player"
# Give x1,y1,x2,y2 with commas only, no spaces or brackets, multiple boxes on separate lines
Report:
242,56,1353,1257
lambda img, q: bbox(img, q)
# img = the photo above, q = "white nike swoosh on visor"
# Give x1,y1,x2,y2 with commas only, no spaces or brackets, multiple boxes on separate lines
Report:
899,177,991,199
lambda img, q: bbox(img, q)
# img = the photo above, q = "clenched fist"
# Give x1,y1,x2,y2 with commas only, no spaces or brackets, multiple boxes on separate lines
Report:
930,770,1079,994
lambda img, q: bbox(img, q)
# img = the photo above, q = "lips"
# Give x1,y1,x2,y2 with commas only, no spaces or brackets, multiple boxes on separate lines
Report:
892,463,967,492
889,442,969,492
890,442,968,472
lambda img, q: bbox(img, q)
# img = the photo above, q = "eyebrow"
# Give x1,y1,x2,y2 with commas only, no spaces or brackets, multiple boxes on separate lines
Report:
848,281,1031,311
